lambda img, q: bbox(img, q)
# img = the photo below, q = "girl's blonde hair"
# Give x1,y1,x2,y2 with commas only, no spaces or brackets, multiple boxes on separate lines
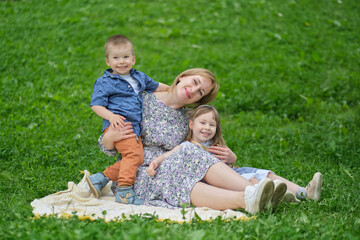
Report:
169,68,219,108
185,105,226,146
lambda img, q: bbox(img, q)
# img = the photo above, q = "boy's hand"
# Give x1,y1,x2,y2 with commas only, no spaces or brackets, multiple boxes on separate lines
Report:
156,83,170,92
109,114,125,128
146,161,158,176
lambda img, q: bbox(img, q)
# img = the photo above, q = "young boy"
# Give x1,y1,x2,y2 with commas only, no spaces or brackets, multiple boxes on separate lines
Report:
88,34,168,205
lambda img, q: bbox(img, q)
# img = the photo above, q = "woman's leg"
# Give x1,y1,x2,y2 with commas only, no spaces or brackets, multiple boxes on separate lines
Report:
267,172,322,201
249,178,259,184
190,182,245,210
203,162,253,191
267,172,299,194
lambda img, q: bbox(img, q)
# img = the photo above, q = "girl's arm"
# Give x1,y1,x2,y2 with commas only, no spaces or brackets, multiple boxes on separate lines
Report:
208,145,237,165
146,145,181,176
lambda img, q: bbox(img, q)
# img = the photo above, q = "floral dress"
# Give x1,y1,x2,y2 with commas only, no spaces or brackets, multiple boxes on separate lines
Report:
99,92,220,209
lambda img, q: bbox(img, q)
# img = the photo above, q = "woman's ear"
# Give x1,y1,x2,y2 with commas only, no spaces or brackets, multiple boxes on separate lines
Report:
189,120,193,130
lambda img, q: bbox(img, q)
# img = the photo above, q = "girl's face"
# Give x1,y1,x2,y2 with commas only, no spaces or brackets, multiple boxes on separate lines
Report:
189,111,217,143
105,44,135,75
175,75,213,105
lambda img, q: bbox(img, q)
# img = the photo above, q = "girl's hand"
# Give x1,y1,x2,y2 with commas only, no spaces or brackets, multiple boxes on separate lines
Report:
208,145,237,165
146,162,158,176
109,114,126,128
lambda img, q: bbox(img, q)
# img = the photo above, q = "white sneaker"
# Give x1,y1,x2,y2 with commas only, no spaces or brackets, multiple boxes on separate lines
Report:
245,178,274,215
283,191,301,203
267,180,287,209
305,172,323,201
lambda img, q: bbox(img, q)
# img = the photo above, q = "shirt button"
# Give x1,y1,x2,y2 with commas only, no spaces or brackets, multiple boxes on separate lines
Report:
128,85,130,88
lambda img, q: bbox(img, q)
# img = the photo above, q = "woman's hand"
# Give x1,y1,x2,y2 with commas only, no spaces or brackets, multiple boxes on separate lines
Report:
208,145,237,165
102,122,136,150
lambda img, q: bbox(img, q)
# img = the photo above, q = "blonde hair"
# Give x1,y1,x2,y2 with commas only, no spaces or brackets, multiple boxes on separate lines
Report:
185,105,226,146
104,34,134,58
169,68,219,108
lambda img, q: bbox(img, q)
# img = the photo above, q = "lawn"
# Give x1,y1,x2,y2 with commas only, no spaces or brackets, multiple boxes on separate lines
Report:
0,0,359,239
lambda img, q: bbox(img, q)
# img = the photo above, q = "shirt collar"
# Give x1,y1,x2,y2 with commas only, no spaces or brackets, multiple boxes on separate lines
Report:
105,68,135,79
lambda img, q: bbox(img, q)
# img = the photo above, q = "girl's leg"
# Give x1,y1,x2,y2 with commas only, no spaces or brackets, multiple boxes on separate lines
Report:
190,182,245,210
203,162,253,191
191,179,274,214
249,174,287,208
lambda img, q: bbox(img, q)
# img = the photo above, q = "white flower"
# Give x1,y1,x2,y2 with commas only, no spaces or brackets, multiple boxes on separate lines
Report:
274,33,282,40
28,123,38,129
333,20,341,27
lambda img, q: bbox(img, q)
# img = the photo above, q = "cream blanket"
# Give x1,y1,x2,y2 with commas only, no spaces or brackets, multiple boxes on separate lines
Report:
31,170,250,222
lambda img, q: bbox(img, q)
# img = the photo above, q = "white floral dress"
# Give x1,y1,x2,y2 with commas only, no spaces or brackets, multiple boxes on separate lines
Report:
99,92,220,209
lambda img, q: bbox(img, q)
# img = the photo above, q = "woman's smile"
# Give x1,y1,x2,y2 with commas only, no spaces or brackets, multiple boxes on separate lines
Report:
177,75,212,104
185,88,191,98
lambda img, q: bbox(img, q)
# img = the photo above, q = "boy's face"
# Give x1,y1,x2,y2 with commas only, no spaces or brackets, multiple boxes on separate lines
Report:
105,43,135,75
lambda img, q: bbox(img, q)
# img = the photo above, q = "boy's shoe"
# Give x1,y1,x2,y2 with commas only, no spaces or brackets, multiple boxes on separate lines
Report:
245,178,274,215
267,180,287,209
86,172,109,199
283,191,301,203
115,186,144,205
305,172,323,201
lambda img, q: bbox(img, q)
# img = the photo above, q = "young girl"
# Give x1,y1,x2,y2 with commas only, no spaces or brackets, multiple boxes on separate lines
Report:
146,104,226,176
146,105,287,210
146,105,225,176
147,104,323,206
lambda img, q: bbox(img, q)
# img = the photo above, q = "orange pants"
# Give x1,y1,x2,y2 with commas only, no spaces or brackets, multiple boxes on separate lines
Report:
103,127,144,187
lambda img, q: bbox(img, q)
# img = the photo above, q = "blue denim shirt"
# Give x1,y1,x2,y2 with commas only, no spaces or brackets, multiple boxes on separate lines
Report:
90,68,159,135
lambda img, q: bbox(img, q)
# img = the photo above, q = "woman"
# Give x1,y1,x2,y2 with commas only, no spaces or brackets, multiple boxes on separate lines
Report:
93,68,278,214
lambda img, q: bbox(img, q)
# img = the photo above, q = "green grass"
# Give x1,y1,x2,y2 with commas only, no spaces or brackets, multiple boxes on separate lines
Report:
1,0,359,239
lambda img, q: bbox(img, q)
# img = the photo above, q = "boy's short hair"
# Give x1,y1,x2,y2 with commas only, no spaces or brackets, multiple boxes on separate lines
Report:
105,35,134,58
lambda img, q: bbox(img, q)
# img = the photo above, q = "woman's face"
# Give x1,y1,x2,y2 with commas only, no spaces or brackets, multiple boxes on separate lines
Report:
175,75,213,105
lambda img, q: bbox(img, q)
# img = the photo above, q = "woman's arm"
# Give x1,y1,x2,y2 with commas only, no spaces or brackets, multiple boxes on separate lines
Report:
208,145,237,165
146,145,181,176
